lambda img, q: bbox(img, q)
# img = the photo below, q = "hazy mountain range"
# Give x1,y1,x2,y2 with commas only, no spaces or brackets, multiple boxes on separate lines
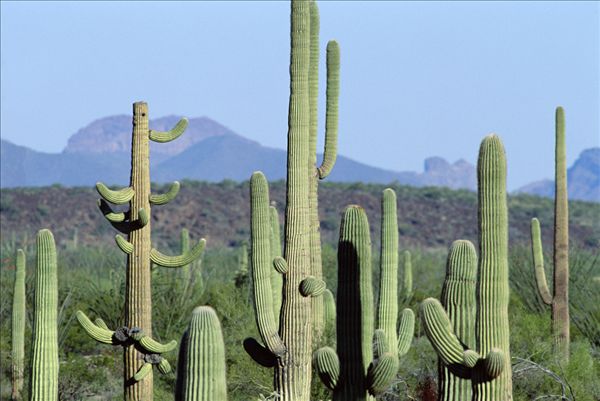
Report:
1,115,598,202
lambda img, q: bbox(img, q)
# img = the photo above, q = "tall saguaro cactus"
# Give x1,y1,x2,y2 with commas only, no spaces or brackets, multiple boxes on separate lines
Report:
243,1,340,399
76,102,204,401
314,204,414,400
420,135,512,401
11,249,26,401
530,106,570,361
30,230,59,401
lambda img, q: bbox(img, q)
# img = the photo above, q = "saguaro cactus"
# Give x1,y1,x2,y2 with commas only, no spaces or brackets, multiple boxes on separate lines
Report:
401,250,413,303
77,102,204,401
314,204,414,400
11,249,26,401
30,230,59,401
175,306,227,401
243,0,340,399
530,106,570,361
420,135,512,401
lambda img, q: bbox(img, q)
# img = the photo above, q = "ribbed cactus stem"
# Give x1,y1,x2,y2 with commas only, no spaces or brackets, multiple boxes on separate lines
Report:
402,250,413,302
269,205,283,324
30,229,58,401
530,218,552,305
323,289,336,338
11,249,25,401
175,306,228,401
377,188,399,352
474,134,512,399
180,228,191,280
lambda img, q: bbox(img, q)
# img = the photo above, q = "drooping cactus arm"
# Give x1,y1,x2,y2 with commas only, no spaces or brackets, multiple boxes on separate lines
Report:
149,181,180,205
98,200,149,233
300,276,326,297
157,359,171,375
96,182,134,205
397,308,415,356
133,363,153,382
97,199,127,222
243,338,277,368
313,347,340,391
150,238,206,268
131,331,178,354
317,40,340,179
76,310,117,345
149,118,188,143
531,218,553,305
94,318,110,330
115,235,134,254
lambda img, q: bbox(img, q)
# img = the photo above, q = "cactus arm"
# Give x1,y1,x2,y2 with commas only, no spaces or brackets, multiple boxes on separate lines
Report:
133,363,153,382
157,359,171,375
313,347,340,391
76,310,116,345
402,250,413,302
115,235,134,254
97,200,148,232
11,249,26,400
366,353,399,396
131,331,177,354
323,289,336,336
149,117,188,143
149,181,180,205
97,199,127,222
273,256,288,274
96,182,134,205
243,338,277,368
531,218,553,305
94,318,110,331
316,40,340,179
150,239,205,268
397,308,415,356
299,276,326,297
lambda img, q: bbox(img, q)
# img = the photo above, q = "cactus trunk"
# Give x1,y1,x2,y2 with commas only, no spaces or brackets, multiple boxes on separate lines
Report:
11,249,26,401
30,230,58,401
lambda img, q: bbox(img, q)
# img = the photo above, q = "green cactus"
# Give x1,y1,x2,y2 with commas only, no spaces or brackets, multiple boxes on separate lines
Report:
233,243,250,289
30,230,59,401
269,205,283,323
11,249,26,401
314,205,414,400
401,250,413,303
175,306,227,401
77,102,203,401
420,135,512,401
307,0,340,341
530,106,570,361
243,1,340,398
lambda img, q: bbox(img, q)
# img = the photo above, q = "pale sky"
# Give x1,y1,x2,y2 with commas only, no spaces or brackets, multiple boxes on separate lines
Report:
1,1,598,189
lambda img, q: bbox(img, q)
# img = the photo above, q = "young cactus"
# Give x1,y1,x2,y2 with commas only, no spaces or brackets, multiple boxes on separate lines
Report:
11,249,26,401
76,102,204,401
30,230,59,401
530,107,570,361
420,135,512,401
314,205,414,400
175,306,227,401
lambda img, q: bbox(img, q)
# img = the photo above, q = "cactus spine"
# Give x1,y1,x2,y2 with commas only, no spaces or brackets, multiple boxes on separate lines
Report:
175,306,227,401
11,249,26,401
530,106,570,361
77,102,203,401
30,230,58,401
420,135,512,401
244,1,339,399
314,203,414,400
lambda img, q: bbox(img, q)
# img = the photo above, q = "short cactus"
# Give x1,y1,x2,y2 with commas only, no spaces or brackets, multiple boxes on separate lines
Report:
77,102,203,401
420,135,512,401
530,106,570,361
175,306,227,401
11,249,26,401
30,229,59,401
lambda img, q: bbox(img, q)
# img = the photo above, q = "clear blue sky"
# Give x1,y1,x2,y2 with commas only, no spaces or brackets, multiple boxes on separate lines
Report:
1,1,598,189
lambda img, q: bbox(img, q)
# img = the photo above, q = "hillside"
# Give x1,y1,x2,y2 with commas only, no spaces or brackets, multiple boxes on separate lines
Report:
1,181,598,251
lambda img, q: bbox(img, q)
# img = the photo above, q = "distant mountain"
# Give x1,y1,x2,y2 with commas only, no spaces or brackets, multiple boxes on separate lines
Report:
517,148,600,202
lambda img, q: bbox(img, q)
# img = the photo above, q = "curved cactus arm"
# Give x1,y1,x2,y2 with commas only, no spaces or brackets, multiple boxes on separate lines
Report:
397,308,415,357
299,276,326,297
76,310,116,345
131,331,177,354
96,182,134,205
94,318,110,331
366,353,400,396
97,199,127,222
273,256,288,274
133,363,153,382
157,358,171,375
149,117,188,143
243,338,277,368
313,347,340,391
98,200,148,233
115,235,134,255
149,181,180,205
482,348,505,379
150,238,206,268
316,40,340,179
530,218,553,305
372,329,389,358
420,298,473,367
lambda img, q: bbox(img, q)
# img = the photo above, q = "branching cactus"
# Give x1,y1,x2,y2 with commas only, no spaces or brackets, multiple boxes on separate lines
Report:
243,0,340,398
175,306,227,401
11,249,26,401
30,230,59,401
530,106,570,361
76,102,204,401
420,134,512,401
314,205,414,400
